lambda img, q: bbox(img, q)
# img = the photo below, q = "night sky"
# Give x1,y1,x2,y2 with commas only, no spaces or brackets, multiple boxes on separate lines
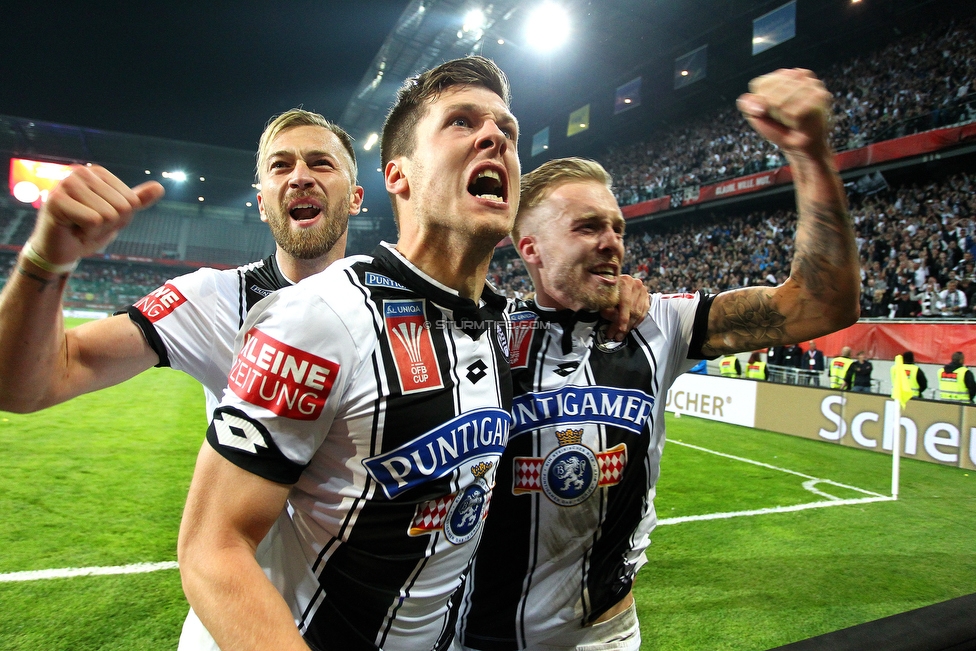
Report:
1,1,411,151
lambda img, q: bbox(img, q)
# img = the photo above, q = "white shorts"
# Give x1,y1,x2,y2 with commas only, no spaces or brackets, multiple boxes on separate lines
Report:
454,601,641,651
177,608,221,651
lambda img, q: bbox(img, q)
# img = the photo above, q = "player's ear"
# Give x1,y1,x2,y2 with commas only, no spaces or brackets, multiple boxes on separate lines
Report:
348,185,365,215
256,192,269,223
385,160,409,196
517,234,541,265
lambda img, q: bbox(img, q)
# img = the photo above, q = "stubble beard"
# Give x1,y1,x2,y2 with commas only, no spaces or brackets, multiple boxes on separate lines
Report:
546,264,620,312
267,196,349,260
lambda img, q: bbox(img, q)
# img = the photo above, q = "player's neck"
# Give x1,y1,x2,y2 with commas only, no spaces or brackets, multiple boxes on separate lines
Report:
276,242,347,284
395,232,495,303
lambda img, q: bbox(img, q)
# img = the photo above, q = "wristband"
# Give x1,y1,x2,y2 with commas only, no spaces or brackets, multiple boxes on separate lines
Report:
21,241,79,275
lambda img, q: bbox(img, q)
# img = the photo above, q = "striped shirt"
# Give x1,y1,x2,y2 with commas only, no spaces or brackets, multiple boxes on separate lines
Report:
456,291,711,650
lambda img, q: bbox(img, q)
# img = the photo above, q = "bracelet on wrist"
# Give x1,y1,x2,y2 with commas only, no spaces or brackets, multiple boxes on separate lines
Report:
21,241,79,275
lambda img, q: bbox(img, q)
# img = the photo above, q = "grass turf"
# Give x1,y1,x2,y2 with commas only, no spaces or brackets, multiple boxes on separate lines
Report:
0,318,203,649
637,414,976,650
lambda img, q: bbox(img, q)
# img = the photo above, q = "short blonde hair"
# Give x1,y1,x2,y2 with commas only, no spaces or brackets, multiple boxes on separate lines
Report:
256,109,357,183
514,157,613,242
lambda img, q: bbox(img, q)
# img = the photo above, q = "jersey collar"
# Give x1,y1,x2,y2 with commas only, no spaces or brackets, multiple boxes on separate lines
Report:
372,242,507,338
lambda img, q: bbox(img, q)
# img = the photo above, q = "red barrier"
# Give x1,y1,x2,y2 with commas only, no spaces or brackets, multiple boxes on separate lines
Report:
621,123,976,221
813,321,976,364
621,195,670,219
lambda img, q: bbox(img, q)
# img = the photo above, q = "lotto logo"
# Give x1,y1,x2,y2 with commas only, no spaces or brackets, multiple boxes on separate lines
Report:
228,328,339,420
134,283,187,322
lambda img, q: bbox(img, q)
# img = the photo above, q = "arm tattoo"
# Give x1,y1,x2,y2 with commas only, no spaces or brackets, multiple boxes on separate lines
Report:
701,290,786,357
17,264,67,291
791,200,854,302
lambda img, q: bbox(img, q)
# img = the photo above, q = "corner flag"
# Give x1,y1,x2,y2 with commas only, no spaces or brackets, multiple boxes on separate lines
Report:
890,354,913,408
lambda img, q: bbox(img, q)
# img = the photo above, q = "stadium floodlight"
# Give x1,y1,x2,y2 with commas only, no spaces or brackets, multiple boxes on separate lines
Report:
525,2,570,52
463,8,486,34
363,132,379,151
12,181,41,204
161,171,187,182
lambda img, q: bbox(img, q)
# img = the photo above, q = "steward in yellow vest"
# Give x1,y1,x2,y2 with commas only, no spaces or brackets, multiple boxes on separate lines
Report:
829,347,854,389
746,361,766,380
891,351,926,399
719,355,742,377
939,351,974,402
895,365,921,398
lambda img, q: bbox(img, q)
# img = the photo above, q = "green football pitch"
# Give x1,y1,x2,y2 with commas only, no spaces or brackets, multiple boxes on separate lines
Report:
1,320,974,650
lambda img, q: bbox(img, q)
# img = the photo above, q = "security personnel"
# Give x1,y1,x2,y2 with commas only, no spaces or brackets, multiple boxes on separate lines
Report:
719,354,742,377
746,352,767,380
829,346,854,389
939,351,975,402
891,351,926,399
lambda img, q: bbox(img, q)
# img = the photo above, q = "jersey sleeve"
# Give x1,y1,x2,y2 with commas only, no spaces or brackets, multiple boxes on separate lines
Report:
126,268,238,398
205,284,367,485
643,290,713,384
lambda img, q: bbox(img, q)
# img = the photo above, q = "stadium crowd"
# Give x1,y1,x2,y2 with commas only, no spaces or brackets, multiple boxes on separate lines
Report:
3,17,975,318
489,171,976,321
603,15,976,206
5,166,975,318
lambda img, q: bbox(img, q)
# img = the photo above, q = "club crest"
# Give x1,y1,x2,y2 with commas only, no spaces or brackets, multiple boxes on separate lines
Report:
409,461,494,545
514,433,628,506
594,323,627,353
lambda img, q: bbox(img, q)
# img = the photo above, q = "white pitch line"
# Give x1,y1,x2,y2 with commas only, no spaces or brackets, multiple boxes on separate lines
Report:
1,442,891,584
658,494,894,526
0,561,177,583
658,439,894,525
668,439,888,498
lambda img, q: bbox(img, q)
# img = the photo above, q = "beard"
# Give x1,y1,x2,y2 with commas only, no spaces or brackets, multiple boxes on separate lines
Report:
554,275,620,312
265,194,349,260
543,256,622,312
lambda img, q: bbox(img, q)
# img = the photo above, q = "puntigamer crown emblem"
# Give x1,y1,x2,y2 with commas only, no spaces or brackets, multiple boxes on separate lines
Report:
554,428,584,447
470,460,494,479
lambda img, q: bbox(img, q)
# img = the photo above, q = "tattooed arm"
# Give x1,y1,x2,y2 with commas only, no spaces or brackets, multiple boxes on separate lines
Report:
701,69,860,357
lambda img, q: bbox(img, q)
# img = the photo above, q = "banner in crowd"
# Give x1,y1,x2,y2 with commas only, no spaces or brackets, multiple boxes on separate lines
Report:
621,122,976,221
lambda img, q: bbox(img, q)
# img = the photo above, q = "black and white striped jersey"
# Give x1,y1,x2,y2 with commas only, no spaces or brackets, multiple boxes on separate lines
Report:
126,253,291,416
456,291,711,650
200,243,513,651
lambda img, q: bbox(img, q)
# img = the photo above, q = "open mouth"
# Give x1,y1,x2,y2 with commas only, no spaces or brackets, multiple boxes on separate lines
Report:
590,262,620,281
288,200,323,222
467,167,507,203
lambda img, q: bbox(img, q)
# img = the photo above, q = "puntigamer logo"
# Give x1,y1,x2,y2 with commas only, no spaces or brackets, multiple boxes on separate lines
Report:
363,408,511,499
511,386,654,437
